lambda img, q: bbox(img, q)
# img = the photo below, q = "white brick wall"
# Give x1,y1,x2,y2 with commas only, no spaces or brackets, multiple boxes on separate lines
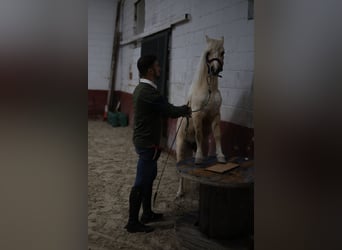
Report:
121,0,135,41
116,44,141,93
88,0,118,90
115,0,254,128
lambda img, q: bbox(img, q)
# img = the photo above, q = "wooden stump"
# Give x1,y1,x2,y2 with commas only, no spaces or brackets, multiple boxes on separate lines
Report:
199,184,253,239
176,156,254,245
175,212,251,250
181,178,200,200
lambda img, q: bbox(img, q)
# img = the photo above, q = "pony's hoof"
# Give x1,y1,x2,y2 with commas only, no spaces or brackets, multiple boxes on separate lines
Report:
194,157,203,164
217,156,226,163
176,191,183,199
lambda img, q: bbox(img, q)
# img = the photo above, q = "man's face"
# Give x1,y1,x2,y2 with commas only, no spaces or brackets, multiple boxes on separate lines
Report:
151,61,161,79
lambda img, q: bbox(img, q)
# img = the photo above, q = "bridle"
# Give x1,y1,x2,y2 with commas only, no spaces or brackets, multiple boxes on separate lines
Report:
206,52,223,78
189,52,224,114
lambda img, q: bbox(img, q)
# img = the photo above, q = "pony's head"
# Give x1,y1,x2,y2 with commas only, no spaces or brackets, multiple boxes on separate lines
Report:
205,35,225,76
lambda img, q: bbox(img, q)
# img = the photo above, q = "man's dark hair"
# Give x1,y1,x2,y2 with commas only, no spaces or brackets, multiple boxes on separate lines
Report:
137,55,157,77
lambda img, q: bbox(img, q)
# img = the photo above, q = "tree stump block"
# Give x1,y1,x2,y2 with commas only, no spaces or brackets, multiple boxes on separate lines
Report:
177,156,254,241
199,184,253,239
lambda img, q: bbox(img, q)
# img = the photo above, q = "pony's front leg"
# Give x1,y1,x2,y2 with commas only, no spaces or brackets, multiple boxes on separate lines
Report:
212,113,226,163
192,112,204,164
176,118,187,163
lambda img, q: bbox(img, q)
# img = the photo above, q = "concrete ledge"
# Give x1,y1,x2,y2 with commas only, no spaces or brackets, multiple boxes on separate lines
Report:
120,14,190,45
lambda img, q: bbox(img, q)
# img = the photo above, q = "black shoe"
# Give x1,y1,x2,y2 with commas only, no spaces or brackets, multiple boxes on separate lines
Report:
125,221,154,233
140,211,164,224
141,184,163,224
126,186,154,233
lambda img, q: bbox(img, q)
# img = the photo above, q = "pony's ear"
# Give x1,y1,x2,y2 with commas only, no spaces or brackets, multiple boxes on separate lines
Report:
205,35,210,43
221,36,224,43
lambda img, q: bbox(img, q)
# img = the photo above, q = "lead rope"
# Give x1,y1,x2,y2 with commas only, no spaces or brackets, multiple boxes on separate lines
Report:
153,116,184,207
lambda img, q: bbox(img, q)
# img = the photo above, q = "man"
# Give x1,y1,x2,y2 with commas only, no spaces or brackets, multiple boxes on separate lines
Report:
125,55,191,233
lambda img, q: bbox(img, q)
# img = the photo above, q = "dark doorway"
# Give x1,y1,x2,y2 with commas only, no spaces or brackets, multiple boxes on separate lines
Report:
141,29,171,145
141,29,170,98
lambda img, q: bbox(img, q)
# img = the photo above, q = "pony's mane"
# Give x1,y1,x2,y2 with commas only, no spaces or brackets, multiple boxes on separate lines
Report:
187,51,208,100
187,37,224,101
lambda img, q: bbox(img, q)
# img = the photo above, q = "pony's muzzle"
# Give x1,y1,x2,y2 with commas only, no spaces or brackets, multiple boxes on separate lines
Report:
210,64,223,75
206,55,223,76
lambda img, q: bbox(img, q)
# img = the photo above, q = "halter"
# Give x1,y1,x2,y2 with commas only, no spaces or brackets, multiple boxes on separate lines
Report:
190,53,223,114
206,52,223,78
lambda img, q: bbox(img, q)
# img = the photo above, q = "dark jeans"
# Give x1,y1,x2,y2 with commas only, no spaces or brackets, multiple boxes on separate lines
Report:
133,147,161,190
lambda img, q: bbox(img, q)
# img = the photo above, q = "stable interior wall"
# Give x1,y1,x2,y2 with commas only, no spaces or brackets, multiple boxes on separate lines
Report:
113,0,254,157
88,0,118,117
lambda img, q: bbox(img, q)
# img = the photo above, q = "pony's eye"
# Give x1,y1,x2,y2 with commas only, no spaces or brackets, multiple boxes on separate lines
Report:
221,51,225,56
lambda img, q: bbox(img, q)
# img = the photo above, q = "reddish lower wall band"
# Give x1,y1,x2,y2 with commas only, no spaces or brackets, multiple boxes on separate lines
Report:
109,90,254,158
88,90,108,118
112,91,134,126
167,119,254,159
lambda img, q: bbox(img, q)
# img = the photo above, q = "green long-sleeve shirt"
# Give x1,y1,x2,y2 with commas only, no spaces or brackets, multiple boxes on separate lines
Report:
133,82,189,148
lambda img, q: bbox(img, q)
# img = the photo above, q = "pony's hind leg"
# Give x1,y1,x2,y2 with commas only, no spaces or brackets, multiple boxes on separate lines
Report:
176,117,195,162
176,119,193,198
176,118,187,162
193,112,205,164
176,177,184,198
176,139,194,198
176,135,189,163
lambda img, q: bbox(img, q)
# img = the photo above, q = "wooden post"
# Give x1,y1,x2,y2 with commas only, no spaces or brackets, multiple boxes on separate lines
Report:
108,0,123,111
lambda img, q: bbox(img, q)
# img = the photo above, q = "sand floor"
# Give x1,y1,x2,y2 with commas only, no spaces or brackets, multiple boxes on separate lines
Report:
88,120,198,250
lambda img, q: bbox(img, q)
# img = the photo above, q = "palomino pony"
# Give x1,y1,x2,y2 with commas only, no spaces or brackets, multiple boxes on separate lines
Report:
175,35,226,197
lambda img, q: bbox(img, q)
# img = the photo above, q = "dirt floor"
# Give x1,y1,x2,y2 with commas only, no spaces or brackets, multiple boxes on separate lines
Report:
88,120,198,250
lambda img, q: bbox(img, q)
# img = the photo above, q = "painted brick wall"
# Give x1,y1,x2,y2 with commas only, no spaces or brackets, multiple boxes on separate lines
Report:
121,0,135,41
88,0,118,90
116,0,254,128
116,45,141,94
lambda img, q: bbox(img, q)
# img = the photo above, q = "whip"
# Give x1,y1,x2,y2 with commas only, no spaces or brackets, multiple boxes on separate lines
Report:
153,116,184,207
